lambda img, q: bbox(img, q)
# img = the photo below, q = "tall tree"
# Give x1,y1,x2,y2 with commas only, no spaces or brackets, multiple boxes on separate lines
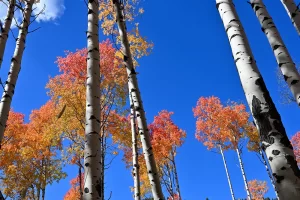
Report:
149,110,186,199
246,126,280,198
113,0,164,199
280,0,300,35
216,0,300,199
0,0,15,70
0,0,34,145
130,94,141,200
193,97,236,200
250,0,300,106
83,0,102,199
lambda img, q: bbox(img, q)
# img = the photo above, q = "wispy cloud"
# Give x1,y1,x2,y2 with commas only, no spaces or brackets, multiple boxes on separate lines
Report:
0,0,65,27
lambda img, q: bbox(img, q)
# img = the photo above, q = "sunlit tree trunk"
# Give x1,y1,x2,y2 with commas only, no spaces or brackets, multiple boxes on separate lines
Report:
217,1,300,199
83,0,102,199
236,149,252,199
280,0,300,35
0,0,15,69
0,0,34,145
130,94,141,200
219,145,235,200
250,0,300,106
259,149,280,199
113,0,164,199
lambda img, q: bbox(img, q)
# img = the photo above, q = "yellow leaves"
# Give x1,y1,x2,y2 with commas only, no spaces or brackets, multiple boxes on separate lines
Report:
138,8,144,14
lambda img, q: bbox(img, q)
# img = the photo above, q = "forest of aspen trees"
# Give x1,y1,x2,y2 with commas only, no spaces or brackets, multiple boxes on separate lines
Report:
0,0,300,199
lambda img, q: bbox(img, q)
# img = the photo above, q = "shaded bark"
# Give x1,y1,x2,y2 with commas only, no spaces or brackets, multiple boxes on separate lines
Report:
0,0,15,69
130,93,141,200
250,0,300,106
113,0,164,199
236,148,252,199
216,1,300,199
83,0,102,199
280,0,300,35
219,146,235,200
0,0,34,145
171,150,181,200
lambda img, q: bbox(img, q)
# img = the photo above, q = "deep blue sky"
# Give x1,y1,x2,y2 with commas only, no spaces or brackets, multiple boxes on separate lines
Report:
1,0,300,199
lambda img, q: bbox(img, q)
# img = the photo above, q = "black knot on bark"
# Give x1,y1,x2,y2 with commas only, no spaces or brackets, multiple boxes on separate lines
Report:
84,187,89,193
272,150,280,155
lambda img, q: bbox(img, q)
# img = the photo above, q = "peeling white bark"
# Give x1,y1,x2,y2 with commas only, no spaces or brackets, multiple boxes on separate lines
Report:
129,93,141,200
83,0,102,199
219,146,235,200
280,0,300,35
250,0,300,106
0,0,34,145
0,0,15,69
236,149,252,199
113,1,164,199
217,1,300,199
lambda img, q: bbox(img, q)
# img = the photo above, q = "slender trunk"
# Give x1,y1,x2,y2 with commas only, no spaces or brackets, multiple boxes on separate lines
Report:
129,93,141,200
0,0,15,69
0,0,34,145
79,161,83,200
113,1,164,199
236,148,252,199
166,164,174,197
171,152,181,200
250,0,300,106
259,149,280,199
217,1,300,199
37,185,40,200
280,0,300,35
0,190,4,200
219,145,235,200
101,126,105,200
41,188,45,200
83,0,102,199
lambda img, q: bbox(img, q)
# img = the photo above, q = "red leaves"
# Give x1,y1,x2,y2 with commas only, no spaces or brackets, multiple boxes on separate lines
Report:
149,110,186,162
291,131,300,164
193,96,252,150
248,179,268,199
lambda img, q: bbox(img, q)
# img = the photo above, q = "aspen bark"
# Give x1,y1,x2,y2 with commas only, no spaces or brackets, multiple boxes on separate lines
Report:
250,0,300,106
83,0,102,199
219,146,235,200
216,1,300,199
259,149,280,199
129,93,141,200
0,0,34,145
113,0,164,199
171,151,182,200
236,149,252,199
280,0,300,35
0,0,15,69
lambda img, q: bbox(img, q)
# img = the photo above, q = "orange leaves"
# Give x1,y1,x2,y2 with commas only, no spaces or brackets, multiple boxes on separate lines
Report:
64,174,84,200
149,110,186,162
193,96,253,150
248,179,268,200
291,132,300,164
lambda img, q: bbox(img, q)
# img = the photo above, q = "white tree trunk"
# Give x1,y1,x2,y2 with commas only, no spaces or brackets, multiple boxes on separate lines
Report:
129,93,141,200
113,1,164,199
219,146,235,200
259,149,280,199
0,0,15,69
250,0,300,106
83,0,102,199
236,149,252,199
280,0,300,35
0,0,34,145
171,151,182,200
216,1,300,199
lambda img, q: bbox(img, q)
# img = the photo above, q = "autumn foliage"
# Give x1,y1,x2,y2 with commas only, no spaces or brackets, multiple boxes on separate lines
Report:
248,180,268,200
291,132,300,164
